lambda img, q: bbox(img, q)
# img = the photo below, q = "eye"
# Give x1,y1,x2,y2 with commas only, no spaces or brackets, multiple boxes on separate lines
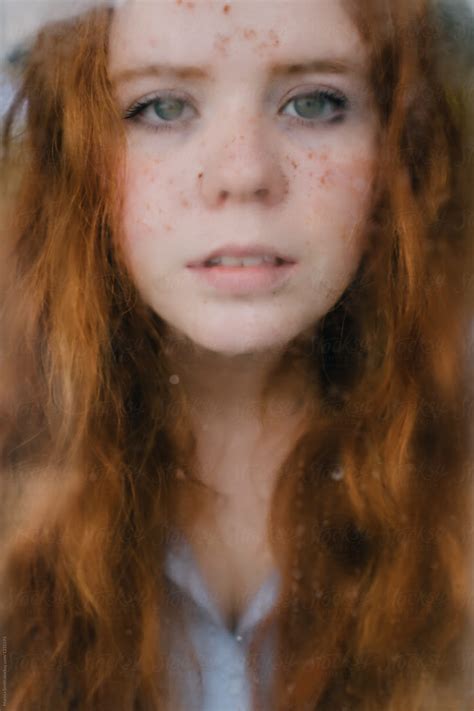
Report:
280,88,349,127
124,92,195,130
123,87,350,132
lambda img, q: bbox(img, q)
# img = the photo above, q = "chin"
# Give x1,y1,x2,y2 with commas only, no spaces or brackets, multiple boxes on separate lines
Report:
175,315,308,358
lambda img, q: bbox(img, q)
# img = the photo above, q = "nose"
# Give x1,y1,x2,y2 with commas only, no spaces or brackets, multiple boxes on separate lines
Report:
198,110,289,208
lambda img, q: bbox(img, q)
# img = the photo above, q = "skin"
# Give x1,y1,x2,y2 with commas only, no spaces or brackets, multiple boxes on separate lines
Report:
108,0,379,626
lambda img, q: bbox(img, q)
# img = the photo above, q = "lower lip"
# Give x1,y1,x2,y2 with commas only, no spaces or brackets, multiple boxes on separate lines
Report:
186,262,298,295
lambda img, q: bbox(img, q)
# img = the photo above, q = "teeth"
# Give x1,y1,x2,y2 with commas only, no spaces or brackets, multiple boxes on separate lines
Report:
205,255,282,267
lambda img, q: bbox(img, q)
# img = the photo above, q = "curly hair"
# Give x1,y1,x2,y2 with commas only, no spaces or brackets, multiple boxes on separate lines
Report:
0,1,472,709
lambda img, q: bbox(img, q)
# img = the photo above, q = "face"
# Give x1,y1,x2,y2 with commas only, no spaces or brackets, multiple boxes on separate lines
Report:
108,0,378,357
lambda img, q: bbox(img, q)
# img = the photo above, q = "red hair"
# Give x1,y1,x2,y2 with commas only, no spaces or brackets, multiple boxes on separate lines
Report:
0,1,473,708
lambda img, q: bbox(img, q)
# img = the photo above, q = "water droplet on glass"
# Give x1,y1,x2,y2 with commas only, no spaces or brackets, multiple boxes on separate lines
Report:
330,467,344,481
169,374,180,384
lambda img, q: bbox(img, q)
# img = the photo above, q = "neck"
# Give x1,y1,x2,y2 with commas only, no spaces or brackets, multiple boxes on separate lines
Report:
164,329,316,491
165,329,315,429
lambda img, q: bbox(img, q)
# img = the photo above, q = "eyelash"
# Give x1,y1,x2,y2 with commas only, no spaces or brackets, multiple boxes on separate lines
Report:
123,88,349,133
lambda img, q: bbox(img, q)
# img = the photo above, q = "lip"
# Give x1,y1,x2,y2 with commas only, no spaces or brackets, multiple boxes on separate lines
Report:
186,242,297,268
186,260,298,295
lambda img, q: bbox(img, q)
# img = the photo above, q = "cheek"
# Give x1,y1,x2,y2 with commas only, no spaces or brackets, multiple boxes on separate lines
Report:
121,157,171,244
336,153,375,200
302,150,376,242
295,148,376,307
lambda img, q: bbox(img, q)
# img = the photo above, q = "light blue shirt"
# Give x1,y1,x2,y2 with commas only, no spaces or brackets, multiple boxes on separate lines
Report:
162,530,281,711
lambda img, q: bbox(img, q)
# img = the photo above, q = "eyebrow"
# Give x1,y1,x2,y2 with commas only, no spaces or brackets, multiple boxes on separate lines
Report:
111,58,362,86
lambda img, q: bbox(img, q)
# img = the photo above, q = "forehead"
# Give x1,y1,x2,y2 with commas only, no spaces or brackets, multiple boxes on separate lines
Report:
108,0,366,76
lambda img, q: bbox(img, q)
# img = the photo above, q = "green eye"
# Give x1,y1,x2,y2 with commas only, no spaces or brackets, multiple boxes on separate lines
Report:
294,94,330,118
124,93,193,127
286,90,348,122
151,97,186,122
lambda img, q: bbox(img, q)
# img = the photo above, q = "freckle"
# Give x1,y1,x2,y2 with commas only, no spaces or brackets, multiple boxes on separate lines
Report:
307,151,315,160
291,159,298,169
181,197,190,208
164,224,172,232
223,3,231,13
185,1,195,8
145,202,151,211
214,33,231,55
319,170,331,187
268,30,280,47
243,28,257,40
198,172,203,179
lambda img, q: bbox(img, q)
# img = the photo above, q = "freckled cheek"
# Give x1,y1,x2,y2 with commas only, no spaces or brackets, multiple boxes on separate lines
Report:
304,155,375,215
297,155,376,250
122,159,176,239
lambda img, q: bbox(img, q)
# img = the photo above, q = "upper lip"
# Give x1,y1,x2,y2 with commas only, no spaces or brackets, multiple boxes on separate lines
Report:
187,243,297,267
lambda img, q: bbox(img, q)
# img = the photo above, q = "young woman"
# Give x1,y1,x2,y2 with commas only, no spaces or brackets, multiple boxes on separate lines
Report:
0,0,473,709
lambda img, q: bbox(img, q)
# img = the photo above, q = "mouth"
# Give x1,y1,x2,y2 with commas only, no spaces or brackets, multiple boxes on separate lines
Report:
200,255,291,268
186,254,298,295
186,243,297,268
